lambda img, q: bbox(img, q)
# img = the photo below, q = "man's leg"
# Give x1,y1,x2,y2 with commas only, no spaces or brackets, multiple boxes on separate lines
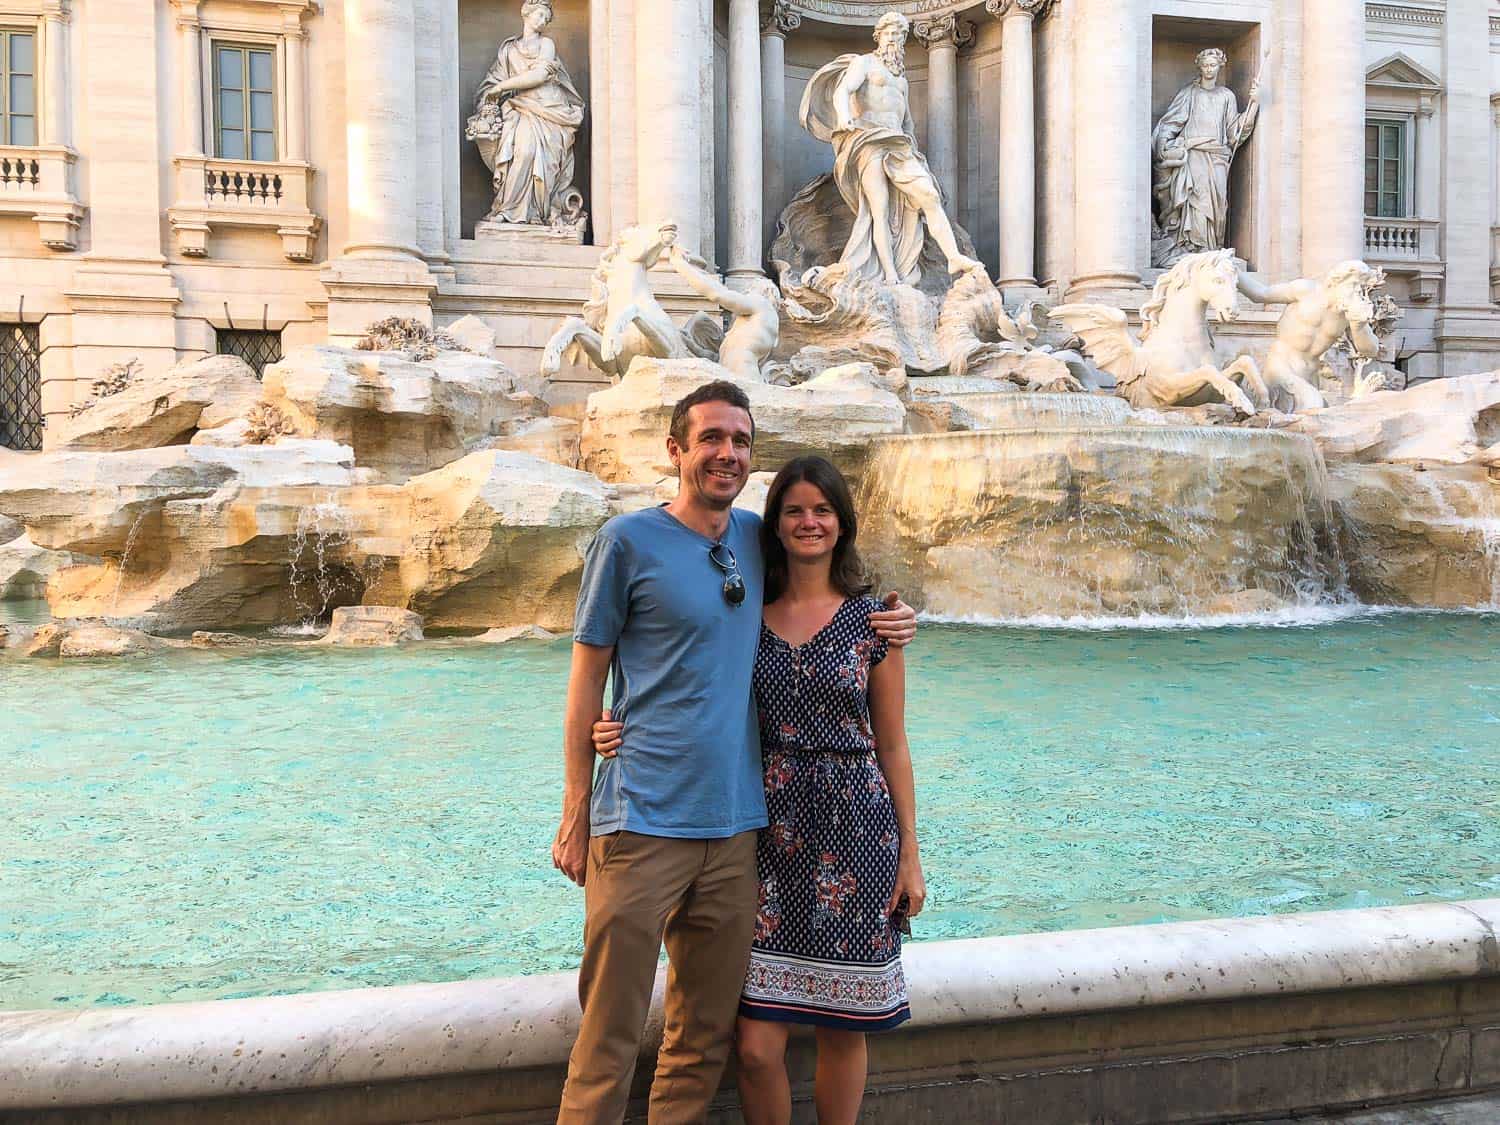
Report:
558,832,699,1125
857,165,901,285
646,830,760,1124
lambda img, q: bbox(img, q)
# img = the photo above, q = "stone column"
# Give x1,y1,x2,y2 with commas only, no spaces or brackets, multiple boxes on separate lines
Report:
282,12,307,162
725,0,764,284
989,0,1049,289
41,0,72,148
341,0,421,259
913,16,970,210
1068,0,1146,295
1300,0,1364,276
635,0,703,251
589,0,613,244
322,0,434,341
760,2,798,248
175,1,204,156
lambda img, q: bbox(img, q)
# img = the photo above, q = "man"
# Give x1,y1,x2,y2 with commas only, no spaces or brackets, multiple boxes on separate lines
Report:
799,12,982,287
552,381,916,1123
1151,47,1260,265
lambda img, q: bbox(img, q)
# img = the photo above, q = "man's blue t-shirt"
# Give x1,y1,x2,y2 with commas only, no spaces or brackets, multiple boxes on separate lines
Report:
573,505,768,839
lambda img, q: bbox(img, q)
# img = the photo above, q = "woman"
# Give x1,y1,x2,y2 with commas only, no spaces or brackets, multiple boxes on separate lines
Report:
594,455,925,1124
467,0,585,226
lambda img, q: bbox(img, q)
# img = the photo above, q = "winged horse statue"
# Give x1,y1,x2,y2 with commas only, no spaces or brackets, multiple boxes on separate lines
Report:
1051,250,1268,417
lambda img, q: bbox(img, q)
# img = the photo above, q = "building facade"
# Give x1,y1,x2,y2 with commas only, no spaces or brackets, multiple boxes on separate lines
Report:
0,0,1498,450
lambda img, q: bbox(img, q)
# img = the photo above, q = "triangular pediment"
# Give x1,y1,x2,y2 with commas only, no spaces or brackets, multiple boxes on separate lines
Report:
1366,53,1443,93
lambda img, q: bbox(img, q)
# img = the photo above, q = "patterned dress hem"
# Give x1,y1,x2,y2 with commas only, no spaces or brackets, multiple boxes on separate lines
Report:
738,998,912,1033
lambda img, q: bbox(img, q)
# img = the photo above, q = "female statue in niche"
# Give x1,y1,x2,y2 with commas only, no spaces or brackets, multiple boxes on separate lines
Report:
1151,47,1260,267
466,0,586,230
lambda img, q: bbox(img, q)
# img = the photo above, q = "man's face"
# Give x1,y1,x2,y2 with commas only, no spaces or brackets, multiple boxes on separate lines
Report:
877,25,905,54
668,401,753,510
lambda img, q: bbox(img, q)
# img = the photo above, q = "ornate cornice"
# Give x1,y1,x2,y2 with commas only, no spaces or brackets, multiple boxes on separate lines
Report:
1365,4,1443,29
913,13,974,48
785,0,998,27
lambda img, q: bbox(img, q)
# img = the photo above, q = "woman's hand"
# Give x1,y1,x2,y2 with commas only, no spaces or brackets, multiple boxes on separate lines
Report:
869,591,917,648
887,848,926,922
591,709,623,759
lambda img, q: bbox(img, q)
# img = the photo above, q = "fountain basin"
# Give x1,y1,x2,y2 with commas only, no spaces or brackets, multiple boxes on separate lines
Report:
857,426,1336,619
942,392,1135,431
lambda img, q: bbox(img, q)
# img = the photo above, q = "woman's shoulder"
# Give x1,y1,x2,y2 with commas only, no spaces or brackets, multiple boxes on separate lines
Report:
844,593,886,628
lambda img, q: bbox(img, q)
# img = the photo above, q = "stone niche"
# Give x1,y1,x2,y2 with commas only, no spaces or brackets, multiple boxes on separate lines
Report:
1150,16,1261,271
457,0,593,240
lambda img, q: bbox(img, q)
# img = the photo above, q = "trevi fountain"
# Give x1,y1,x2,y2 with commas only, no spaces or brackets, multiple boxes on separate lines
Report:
0,2,1498,1122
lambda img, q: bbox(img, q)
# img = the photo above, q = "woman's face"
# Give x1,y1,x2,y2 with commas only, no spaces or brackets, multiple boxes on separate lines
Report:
777,480,841,566
523,4,550,31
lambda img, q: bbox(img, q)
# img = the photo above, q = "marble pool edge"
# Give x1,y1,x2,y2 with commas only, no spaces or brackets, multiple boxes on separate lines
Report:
1,897,1497,1111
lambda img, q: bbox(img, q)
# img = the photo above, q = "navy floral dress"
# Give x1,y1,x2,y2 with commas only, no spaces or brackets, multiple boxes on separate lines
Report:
738,594,910,1032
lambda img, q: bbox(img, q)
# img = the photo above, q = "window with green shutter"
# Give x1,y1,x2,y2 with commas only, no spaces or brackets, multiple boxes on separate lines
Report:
1,29,36,146
213,43,277,162
1363,119,1408,219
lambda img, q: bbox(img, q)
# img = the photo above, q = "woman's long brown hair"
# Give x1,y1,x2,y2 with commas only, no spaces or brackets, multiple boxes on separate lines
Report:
760,455,873,604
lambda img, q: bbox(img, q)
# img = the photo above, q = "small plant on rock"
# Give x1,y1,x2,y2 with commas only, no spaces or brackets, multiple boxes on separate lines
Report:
354,317,470,362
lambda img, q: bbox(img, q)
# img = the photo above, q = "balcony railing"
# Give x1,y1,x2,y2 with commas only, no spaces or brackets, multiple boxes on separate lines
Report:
1363,216,1439,261
169,155,321,262
1363,216,1442,302
0,144,84,250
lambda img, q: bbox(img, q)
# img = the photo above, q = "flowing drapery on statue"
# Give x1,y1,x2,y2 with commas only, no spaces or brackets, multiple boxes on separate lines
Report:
1151,48,1259,266
796,13,980,288
800,56,930,286
466,0,585,229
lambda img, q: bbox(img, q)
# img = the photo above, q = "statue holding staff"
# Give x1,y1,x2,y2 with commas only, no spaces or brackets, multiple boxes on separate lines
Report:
1151,47,1260,266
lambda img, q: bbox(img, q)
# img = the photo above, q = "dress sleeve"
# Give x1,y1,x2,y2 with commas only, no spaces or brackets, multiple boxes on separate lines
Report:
864,595,890,668
573,527,631,647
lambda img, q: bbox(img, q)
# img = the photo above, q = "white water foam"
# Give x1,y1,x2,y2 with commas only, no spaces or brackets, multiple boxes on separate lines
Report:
919,603,1499,632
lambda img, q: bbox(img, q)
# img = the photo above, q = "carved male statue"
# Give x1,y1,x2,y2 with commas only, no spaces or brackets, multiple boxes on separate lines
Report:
1151,48,1260,266
1237,261,1386,414
799,12,982,287
466,0,586,228
666,245,780,382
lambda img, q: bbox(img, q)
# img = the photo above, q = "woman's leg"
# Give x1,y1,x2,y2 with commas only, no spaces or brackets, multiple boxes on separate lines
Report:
811,1027,868,1125
736,1015,793,1125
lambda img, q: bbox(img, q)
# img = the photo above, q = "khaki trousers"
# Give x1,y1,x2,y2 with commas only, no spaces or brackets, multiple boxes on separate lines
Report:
556,829,759,1125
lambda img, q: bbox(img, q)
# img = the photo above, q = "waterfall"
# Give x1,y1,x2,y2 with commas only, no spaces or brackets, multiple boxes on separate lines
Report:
855,426,1345,620
288,494,356,628
949,393,1133,431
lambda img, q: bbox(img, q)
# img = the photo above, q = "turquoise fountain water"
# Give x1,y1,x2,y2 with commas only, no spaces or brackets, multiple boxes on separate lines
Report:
3,607,1498,1010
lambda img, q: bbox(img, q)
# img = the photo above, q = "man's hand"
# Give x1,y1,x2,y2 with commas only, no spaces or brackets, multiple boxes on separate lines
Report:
870,591,917,648
552,807,590,887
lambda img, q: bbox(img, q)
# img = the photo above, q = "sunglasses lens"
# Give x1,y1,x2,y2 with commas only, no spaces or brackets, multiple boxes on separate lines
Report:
725,575,746,606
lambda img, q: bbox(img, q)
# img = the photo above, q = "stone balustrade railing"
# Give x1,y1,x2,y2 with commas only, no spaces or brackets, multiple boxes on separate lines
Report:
1363,215,1438,260
168,156,321,262
0,144,83,250
1363,216,1443,301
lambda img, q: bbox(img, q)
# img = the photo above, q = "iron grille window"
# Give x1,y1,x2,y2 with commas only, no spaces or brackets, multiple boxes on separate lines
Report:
1364,119,1408,219
213,42,277,161
1,29,36,146
1,322,42,451
216,328,282,377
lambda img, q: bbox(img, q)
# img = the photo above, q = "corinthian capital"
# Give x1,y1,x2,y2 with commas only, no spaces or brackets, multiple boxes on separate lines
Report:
913,14,975,49
985,0,1057,19
760,0,801,35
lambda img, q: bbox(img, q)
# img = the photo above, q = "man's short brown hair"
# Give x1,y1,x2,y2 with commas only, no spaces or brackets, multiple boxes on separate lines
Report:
668,380,755,448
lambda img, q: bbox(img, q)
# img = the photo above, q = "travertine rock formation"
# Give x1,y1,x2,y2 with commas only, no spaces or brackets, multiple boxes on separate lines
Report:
0,443,611,633
262,346,538,481
1329,462,1498,608
0,533,77,600
580,357,904,484
856,426,1337,619
47,355,263,452
1288,371,1500,465
320,605,425,647
479,416,581,468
